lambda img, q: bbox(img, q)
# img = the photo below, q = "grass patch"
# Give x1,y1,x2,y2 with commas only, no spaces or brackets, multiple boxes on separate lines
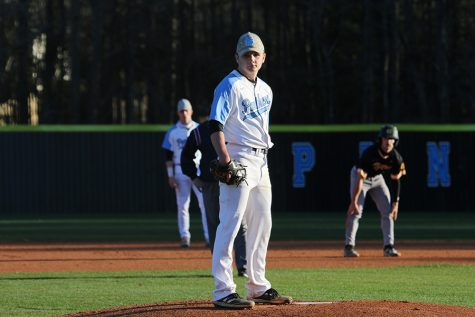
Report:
0,212,474,242
0,264,473,317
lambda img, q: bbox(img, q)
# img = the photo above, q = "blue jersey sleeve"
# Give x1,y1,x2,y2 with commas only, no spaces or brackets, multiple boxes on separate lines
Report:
161,128,172,150
209,80,233,125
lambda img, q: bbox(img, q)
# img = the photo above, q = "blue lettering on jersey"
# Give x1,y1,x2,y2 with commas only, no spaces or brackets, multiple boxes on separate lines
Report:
292,142,315,188
427,141,451,187
177,138,187,149
241,95,271,121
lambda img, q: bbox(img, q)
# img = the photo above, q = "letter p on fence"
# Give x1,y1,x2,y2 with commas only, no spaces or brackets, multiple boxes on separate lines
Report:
292,142,315,188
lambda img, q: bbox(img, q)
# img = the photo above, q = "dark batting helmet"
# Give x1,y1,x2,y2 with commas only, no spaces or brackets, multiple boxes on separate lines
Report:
378,124,399,146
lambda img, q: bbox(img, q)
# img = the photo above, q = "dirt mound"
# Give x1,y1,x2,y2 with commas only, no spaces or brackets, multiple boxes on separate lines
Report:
63,300,475,317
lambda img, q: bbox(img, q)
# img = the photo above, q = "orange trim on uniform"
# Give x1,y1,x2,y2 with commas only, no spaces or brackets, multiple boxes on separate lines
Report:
391,163,406,180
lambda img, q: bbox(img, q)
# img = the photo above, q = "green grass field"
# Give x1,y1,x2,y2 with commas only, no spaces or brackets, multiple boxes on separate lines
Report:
1,211,473,242
1,266,474,317
0,211,474,316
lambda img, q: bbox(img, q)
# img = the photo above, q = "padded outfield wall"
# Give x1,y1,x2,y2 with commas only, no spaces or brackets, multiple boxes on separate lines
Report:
0,124,473,216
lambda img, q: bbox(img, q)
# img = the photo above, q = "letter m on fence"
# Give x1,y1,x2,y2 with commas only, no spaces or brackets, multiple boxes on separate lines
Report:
427,141,451,188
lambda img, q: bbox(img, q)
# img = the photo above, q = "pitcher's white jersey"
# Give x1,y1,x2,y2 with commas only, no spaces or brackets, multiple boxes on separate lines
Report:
209,70,273,149
162,121,200,166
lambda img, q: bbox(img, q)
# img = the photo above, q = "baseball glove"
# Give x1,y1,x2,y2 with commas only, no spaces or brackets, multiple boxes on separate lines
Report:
210,159,247,186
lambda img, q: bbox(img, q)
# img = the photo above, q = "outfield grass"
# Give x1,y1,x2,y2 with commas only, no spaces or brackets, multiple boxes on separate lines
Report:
0,265,473,317
1,211,474,242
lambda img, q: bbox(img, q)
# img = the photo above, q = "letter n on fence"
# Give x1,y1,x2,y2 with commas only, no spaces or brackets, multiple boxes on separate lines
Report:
427,141,451,188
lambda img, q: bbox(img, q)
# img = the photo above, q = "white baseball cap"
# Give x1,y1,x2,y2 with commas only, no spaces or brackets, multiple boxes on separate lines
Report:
236,32,265,57
177,98,192,111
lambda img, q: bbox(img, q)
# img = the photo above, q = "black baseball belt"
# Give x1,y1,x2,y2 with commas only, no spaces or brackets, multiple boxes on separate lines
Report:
252,148,268,154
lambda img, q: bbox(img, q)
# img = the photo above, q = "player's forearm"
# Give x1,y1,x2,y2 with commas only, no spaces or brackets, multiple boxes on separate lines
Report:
390,179,401,203
165,160,173,168
165,160,174,178
351,178,364,204
210,131,230,164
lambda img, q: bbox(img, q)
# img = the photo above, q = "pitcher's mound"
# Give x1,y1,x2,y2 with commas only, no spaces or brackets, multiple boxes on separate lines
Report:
64,300,475,317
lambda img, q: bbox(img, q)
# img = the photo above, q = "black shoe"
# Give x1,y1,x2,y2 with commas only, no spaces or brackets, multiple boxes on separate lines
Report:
180,237,190,248
212,293,255,309
344,244,360,257
237,269,248,278
250,288,293,305
384,244,401,257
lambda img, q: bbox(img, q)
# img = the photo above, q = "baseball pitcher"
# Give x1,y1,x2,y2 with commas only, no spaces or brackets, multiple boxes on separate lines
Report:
208,32,292,309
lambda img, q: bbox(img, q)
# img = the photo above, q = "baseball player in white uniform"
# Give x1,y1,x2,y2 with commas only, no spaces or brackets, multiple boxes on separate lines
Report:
162,99,209,248
208,32,292,309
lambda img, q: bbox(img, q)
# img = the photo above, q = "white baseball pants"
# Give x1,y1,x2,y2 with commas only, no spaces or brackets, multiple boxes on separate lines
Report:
174,165,209,242
212,145,272,300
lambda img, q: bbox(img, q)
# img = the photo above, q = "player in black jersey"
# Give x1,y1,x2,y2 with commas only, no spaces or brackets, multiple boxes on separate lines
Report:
344,125,406,257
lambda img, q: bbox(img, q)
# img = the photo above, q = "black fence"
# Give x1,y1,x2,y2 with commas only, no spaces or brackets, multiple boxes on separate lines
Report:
270,132,471,213
0,129,472,216
0,132,170,216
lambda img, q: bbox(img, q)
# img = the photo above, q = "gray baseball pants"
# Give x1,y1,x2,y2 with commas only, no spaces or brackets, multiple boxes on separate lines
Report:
345,166,395,247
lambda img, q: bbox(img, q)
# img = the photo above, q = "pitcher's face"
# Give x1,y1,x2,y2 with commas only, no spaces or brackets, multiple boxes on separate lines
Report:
235,51,266,80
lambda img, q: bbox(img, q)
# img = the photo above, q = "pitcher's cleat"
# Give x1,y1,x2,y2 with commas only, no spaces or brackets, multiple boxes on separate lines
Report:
250,288,293,305
212,293,255,309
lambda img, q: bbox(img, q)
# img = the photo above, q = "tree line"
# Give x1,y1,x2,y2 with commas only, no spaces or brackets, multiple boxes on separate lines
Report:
1,0,474,125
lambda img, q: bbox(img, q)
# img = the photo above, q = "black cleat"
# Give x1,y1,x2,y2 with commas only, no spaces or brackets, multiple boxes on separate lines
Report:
212,293,255,309
250,288,293,305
